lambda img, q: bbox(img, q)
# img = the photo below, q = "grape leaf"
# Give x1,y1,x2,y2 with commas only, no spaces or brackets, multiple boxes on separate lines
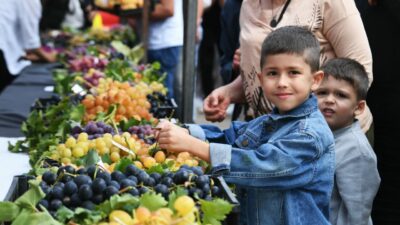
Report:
69,208,102,225
11,208,62,225
111,41,130,56
114,158,133,173
200,198,234,225
101,154,112,164
55,206,74,223
98,194,139,215
15,180,45,210
69,104,84,122
0,202,20,221
139,192,167,211
146,164,164,174
81,149,100,167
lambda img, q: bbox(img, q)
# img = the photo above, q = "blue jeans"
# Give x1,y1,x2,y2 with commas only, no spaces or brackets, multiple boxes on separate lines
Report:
148,46,181,99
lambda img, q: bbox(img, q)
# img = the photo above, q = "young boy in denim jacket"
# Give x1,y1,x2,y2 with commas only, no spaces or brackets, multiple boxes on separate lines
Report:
315,58,380,225
156,26,335,225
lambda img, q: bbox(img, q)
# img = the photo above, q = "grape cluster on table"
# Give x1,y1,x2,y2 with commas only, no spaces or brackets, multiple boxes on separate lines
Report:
147,92,175,118
127,124,156,144
37,164,221,216
83,70,104,87
71,121,117,140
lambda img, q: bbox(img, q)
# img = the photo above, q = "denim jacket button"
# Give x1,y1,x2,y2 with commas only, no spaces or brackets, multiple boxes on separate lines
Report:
242,139,249,147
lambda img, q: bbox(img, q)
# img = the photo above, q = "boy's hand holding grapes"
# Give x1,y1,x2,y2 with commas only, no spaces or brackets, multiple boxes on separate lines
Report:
155,120,210,161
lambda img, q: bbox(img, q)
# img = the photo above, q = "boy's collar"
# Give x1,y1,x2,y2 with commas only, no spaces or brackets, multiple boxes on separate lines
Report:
269,94,318,120
332,119,360,136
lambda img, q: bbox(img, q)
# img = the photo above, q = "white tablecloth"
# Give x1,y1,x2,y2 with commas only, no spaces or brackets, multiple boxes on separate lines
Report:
0,137,30,200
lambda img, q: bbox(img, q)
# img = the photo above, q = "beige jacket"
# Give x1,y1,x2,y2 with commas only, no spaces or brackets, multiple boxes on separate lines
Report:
239,0,373,131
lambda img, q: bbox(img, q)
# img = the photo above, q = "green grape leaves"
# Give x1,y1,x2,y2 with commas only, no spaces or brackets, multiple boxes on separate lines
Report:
14,180,45,210
11,208,62,225
79,149,100,167
139,192,168,212
98,194,139,215
0,180,61,225
55,206,74,223
0,202,20,221
114,158,133,173
200,198,234,225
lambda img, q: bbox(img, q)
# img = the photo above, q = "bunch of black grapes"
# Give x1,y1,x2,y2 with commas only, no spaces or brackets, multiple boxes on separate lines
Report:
147,92,175,118
123,164,222,200
70,121,118,139
37,164,222,216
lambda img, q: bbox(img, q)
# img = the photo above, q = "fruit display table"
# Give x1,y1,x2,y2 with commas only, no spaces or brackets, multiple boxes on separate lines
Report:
0,137,29,200
0,63,58,137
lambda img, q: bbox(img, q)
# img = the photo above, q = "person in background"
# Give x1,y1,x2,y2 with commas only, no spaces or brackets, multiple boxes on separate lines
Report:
218,0,243,120
39,0,71,30
357,0,400,224
315,58,380,225
219,0,242,85
0,0,56,93
147,0,183,99
156,26,334,225
62,0,85,29
197,0,222,98
203,0,373,134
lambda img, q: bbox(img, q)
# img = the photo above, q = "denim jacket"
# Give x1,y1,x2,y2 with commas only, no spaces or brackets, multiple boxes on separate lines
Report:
189,95,335,225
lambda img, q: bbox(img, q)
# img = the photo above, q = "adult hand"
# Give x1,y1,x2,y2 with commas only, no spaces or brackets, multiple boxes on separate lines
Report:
203,86,231,122
43,50,58,63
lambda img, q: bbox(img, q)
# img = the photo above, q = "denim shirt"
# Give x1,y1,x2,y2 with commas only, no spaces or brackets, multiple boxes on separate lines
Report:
189,95,335,225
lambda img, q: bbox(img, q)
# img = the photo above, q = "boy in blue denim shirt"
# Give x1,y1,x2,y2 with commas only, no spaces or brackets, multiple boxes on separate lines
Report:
315,58,380,225
156,26,335,225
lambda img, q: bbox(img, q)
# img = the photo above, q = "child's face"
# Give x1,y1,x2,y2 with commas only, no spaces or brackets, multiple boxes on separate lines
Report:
258,53,323,114
315,76,365,131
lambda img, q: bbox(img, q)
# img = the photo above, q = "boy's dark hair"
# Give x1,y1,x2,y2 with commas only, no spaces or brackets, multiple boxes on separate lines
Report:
260,26,320,72
321,58,369,100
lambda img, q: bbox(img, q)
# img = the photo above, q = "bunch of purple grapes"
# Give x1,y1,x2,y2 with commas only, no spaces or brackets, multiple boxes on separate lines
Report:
127,124,155,144
69,56,109,72
71,121,118,139
83,70,104,87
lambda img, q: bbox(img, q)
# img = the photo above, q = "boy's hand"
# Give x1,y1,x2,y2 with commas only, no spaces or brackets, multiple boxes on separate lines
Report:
155,121,211,162
156,121,192,153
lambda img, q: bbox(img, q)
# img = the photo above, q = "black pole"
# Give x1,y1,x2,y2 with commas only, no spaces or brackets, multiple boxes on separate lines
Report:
181,0,197,123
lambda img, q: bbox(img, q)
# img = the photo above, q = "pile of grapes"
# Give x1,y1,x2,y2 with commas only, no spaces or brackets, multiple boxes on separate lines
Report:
70,121,116,139
69,56,109,72
100,196,199,225
82,69,104,88
51,132,143,165
147,92,176,118
127,124,156,144
37,165,222,215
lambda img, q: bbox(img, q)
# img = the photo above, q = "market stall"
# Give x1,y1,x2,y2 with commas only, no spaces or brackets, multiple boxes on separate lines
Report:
0,1,240,223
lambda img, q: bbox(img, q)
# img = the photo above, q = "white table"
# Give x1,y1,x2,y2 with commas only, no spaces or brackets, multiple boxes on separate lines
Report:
0,137,30,200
